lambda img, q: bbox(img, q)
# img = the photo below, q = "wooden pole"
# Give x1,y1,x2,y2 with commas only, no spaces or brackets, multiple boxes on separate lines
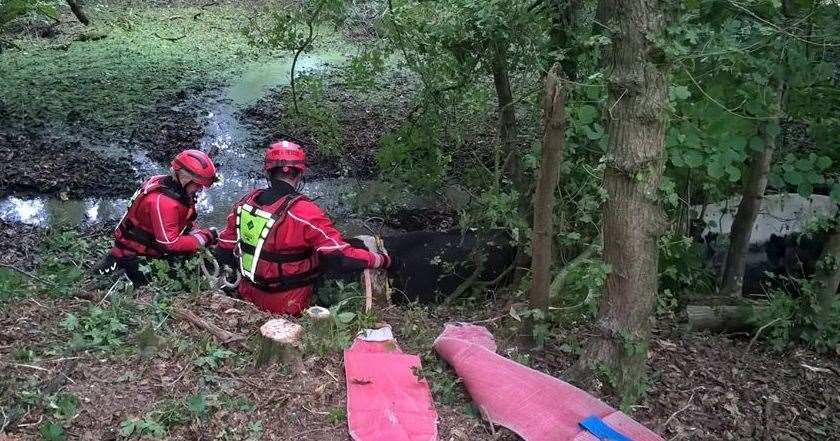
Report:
359,235,391,312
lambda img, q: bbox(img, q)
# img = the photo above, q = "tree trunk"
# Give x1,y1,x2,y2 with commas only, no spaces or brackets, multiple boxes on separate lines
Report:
67,0,90,26
524,64,567,343
718,126,777,296
568,0,669,404
290,48,302,113
491,42,530,279
719,3,795,298
814,218,840,327
491,42,521,196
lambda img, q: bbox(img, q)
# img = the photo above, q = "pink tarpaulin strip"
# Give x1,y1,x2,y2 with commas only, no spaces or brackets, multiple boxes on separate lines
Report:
433,323,663,441
344,336,438,441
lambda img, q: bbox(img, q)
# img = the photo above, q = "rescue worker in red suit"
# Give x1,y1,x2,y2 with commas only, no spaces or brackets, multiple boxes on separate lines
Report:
213,141,391,316
96,150,219,286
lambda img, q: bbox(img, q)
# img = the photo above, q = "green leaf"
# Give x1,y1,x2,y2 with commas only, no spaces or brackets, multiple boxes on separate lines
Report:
707,157,726,179
39,422,65,441
683,149,704,168
53,393,79,420
784,169,804,185
669,150,685,168
726,165,741,182
749,136,765,152
831,183,840,202
816,156,833,170
671,85,691,101
725,135,747,152
35,4,58,20
61,314,78,331
582,124,603,140
765,121,781,139
337,312,356,324
797,183,812,198
576,105,597,125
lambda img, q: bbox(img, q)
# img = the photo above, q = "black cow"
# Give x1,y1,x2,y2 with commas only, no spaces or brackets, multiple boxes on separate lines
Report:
695,228,828,295
319,229,516,303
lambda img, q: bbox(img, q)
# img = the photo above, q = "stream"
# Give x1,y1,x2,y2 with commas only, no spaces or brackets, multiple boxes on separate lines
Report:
0,53,467,233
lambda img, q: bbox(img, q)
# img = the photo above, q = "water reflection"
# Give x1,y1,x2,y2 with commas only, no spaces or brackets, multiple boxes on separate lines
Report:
1,197,47,225
0,196,131,227
0,178,468,230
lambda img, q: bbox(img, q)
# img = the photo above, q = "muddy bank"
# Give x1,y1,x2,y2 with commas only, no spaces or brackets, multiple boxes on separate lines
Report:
242,69,417,178
130,84,223,164
0,130,137,198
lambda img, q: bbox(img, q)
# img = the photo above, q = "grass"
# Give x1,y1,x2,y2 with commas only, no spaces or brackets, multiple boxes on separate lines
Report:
2,2,279,133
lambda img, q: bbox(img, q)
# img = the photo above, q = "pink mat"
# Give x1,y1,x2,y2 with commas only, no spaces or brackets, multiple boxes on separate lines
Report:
433,323,663,441
344,333,438,441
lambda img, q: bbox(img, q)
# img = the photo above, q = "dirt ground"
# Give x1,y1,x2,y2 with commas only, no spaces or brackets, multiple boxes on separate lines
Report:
1,225,837,441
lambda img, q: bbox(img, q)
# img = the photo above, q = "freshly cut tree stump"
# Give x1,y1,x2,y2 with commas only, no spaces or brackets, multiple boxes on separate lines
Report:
256,319,303,368
305,306,332,338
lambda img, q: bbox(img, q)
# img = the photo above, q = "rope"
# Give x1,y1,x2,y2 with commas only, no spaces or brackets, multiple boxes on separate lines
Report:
199,249,220,280
220,265,241,289
198,249,240,289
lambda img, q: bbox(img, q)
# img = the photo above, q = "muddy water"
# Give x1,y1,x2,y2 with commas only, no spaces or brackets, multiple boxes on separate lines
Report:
0,52,466,233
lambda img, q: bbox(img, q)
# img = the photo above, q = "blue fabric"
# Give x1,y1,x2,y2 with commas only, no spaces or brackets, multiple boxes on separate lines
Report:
579,415,634,441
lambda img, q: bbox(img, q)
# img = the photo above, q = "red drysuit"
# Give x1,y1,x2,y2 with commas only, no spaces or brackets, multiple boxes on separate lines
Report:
111,175,213,258
216,182,389,315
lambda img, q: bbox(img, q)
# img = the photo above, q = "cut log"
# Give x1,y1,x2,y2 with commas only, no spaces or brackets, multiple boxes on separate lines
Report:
305,306,332,338
359,235,391,312
256,318,303,369
171,307,246,345
684,304,767,332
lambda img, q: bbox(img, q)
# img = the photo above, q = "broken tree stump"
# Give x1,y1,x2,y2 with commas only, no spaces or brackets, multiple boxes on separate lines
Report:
256,318,303,368
359,235,391,312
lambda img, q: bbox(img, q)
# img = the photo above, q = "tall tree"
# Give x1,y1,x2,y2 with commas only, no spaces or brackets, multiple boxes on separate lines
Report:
719,1,794,297
718,117,780,297
569,0,669,404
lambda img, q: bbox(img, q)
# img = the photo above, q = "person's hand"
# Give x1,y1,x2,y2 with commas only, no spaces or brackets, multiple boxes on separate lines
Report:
196,228,218,247
381,253,399,270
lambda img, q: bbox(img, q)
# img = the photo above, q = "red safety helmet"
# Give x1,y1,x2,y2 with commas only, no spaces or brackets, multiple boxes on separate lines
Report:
170,149,218,187
265,140,306,173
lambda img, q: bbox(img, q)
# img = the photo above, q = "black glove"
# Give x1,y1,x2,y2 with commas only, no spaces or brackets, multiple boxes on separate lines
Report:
213,246,237,270
95,253,118,276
